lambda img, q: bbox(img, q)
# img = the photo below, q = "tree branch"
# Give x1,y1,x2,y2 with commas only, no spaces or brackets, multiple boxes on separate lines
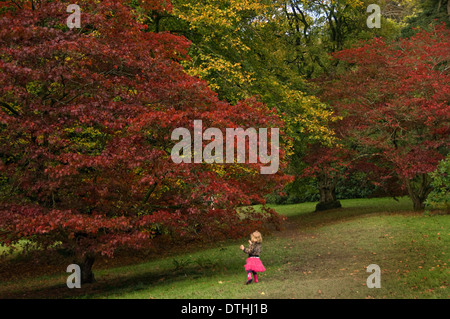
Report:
0,102,21,117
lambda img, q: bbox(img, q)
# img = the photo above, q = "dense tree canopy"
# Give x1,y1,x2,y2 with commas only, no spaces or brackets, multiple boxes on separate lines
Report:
0,0,291,282
319,25,449,210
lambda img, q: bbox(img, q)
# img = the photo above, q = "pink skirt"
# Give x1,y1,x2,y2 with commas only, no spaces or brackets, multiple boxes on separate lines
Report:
244,257,266,273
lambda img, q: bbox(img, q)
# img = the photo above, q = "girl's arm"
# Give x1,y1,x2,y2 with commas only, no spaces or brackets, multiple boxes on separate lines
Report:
242,243,255,255
240,240,253,252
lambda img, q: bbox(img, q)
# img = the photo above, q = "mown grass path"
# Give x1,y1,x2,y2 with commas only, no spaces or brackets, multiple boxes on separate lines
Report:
0,197,448,299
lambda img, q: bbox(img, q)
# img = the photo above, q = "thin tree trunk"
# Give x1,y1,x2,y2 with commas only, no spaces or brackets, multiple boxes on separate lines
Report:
78,253,96,284
316,173,342,212
447,0,450,18
405,174,433,211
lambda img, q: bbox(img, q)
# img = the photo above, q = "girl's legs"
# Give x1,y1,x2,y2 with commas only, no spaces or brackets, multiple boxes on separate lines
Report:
246,271,253,285
252,271,258,283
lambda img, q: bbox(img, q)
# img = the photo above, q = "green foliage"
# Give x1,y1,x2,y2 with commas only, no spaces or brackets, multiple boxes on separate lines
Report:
161,0,339,148
281,0,403,78
266,171,380,205
266,177,319,205
335,171,378,200
401,0,450,37
425,156,450,213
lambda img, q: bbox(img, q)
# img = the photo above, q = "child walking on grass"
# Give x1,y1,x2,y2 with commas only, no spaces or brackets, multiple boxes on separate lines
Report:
240,231,266,285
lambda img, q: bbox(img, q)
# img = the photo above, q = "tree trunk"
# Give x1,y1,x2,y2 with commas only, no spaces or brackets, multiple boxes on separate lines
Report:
447,0,450,18
412,197,425,211
405,174,433,211
78,254,96,284
316,173,342,212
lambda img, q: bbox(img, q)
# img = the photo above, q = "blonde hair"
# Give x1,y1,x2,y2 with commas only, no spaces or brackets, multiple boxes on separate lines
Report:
250,231,262,244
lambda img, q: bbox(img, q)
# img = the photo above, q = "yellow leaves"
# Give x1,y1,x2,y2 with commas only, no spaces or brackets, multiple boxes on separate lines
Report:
210,164,226,177
175,0,268,31
16,138,29,146
63,126,104,154
346,0,365,9
174,178,185,189
26,81,44,96
90,30,101,38
183,53,254,95
49,82,63,94
281,89,339,146
174,0,267,57
321,0,364,9
211,162,259,178
174,0,339,146
175,3,233,29
128,88,138,96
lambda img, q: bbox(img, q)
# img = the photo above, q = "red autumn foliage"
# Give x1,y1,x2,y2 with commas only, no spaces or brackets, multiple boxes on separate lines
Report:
0,0,291,274
319,25,450,210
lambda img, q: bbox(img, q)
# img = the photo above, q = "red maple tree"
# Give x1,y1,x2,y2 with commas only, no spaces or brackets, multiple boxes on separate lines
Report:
320,25,450,211
301,144,351,211
0,0,291,282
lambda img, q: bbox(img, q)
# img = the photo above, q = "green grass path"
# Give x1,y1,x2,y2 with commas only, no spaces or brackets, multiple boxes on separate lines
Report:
0,197,448,299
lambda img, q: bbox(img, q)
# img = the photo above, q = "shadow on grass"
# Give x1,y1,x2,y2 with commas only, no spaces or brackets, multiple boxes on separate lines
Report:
279,197,415,233
0,197,417,299
0,248,253,299
0,262,221,299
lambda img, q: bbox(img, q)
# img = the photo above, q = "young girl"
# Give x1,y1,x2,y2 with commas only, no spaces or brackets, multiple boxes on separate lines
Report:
240,231,266,285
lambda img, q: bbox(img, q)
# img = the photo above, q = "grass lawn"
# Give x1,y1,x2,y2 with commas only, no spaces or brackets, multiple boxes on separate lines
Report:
0,197,448,299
